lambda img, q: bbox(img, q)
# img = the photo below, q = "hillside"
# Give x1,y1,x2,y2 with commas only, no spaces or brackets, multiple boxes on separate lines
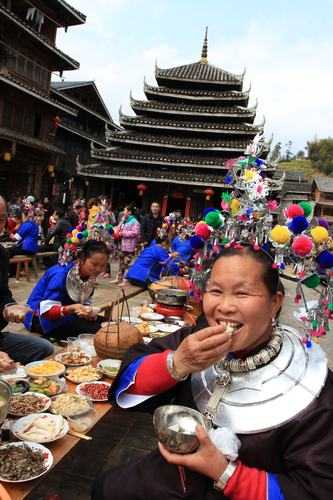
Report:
277,159,316,179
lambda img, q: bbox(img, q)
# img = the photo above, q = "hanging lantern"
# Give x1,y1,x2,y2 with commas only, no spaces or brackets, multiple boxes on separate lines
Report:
3,151,11,162
52,116,61,129
137,183,147,196
204,188,214,201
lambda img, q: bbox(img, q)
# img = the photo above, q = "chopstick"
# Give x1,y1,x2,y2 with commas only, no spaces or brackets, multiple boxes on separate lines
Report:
68,430,92,440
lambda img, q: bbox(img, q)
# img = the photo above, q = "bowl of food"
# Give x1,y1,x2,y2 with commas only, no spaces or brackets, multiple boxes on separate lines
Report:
25,360,66,378
65,365,102,384
9,392,51,417
55,351,91,367
50,393,93,417
96,359,121,378
7,379,30,394
76,381,111,402
12,413,68,443
0,442,53,483
153,405,207,454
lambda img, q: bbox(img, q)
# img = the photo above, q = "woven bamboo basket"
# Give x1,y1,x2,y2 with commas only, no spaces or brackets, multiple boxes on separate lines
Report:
94,290,142,360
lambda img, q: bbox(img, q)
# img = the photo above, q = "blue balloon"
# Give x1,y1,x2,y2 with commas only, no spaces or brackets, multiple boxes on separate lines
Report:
288,216,309,234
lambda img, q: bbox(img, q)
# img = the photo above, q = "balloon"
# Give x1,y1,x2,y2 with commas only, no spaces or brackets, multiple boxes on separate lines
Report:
286,204,304,219
291,235,313,257
204,210,224,229
195,222,211,240
270,225,291,245
288,216,308,234
310,226,329,244
298,201,312,217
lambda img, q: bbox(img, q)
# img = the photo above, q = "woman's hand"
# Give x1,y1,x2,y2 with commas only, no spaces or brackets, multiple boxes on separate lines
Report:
3,304,31,323
65,304,95,319
173,324,232,378
158,426,228,481
0,351,16,372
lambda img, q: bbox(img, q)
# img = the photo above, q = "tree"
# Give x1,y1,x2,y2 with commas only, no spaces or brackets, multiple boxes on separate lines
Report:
284,140,293,161
307,138,333,175
296,150,305,160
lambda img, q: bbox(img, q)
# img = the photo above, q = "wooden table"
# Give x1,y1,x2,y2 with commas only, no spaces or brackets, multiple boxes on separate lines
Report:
3,365,113,500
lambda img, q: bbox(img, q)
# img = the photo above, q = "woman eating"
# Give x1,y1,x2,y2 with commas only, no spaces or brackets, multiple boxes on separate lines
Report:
24,240,109,339
93,245,333,500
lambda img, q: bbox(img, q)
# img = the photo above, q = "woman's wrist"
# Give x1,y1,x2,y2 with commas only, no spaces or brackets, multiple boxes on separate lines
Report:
171,351,191,379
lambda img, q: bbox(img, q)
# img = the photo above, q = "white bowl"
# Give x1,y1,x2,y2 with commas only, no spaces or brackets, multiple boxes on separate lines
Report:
12,413,69,443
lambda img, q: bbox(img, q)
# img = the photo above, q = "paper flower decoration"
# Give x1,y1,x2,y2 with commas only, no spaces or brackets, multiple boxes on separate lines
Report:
317,250,333,269
204,210,224,229
230,199,240,215
190,235,205,249
243,169,257,183
288,216,309,234
298,201,312,217
195,222,211,240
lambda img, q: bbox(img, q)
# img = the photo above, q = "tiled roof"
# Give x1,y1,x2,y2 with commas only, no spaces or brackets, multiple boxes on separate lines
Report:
58,122,108,147
131,97,256,118
54,0,86,24
0,5,80,70
0,74,77,115
144,82,249,101
78,163,232,187
282,181,312,194
52,81,95,90
0,126,65,154
91,147,275,171
313,177,333,193
109,131,250,151
156,62,243,84
119,113,260,135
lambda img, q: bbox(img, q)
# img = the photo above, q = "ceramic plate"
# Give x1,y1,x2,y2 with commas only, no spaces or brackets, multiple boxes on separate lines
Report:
0,442,53,483
12,413,69,443
9,392,51,417
25,360,66,378
54,352,92,367
76,381,111,402
140,312,165,321
97,359,121,378
156,323,180,334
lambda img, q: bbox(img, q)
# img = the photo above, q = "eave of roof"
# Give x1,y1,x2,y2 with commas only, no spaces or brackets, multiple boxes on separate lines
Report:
58,123,107,147
0,126,65,154
50,86,117,125
144,82,249,102
0,5,80,70
54,0,86,25
0,74,77,115
155,61,243,85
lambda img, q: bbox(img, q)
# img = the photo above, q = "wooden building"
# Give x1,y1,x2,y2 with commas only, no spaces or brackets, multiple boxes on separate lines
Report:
276,170,312,211
0,0,85,199
50,80,118,203
312,177,333,222
77,30,275,217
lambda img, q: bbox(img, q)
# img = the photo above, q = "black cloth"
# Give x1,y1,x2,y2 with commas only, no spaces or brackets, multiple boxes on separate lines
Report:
0,244,16,332
46,217,72,249
99,321,333,500
140,213,163,245
32,315,103,340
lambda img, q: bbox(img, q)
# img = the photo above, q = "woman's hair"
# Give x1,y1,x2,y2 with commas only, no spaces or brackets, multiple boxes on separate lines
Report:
87,198,99,209
124,204,136,216
156,235,169,245
207,245,283,296
79,240,110,260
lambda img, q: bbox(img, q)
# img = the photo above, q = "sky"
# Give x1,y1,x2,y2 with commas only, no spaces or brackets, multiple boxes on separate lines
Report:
56,0,333,155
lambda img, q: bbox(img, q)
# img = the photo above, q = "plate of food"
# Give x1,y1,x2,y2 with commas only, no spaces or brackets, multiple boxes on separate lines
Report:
50,393,92,417
66,365,102,384
25,360,66,378
12,413,69,443
28,377,66,397
136,322,158,335
76,381,111,402
0,442,53,483
54,351,92,367
96,359,121,378
140,312,165,321
9,392,51,417
0,365,27,381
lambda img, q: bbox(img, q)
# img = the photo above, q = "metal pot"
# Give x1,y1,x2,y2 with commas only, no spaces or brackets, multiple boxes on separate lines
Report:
156,288,187,307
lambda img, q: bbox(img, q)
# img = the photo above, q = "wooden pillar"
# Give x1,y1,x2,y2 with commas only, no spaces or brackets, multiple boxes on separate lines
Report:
184,197,191,218
161,195,168,216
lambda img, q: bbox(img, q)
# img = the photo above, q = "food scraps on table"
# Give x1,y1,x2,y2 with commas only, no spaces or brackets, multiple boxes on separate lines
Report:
51,393,92,417
0,444,47,481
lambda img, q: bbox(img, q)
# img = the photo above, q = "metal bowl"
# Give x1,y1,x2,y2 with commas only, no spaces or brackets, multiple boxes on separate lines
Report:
153,405,207,454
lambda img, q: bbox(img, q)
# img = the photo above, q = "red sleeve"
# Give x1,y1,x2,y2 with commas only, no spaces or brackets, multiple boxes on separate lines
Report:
43,305,71,320
224,462,267,500
127,350,178,395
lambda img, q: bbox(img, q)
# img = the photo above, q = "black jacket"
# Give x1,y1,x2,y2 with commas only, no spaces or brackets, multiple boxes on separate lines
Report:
140,213,163,245
46,218,72,249
0,244,16,331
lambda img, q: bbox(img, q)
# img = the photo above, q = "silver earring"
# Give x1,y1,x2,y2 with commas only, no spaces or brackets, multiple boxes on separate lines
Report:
272,317,277,328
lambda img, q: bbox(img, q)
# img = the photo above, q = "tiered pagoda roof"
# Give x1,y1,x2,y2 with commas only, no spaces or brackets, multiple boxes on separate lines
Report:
80,29,272,187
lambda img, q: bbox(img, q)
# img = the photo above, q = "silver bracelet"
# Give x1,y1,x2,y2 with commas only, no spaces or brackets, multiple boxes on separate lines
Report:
213,461,238,491
166,351,188,382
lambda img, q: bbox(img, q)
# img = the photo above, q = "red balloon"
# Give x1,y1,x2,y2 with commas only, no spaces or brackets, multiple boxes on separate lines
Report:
195,222,211,240
291,235,313,257
286,204,304,219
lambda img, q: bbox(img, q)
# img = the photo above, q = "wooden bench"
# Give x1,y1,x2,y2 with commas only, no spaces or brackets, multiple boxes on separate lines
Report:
35,251,58,271
9,255,32,281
